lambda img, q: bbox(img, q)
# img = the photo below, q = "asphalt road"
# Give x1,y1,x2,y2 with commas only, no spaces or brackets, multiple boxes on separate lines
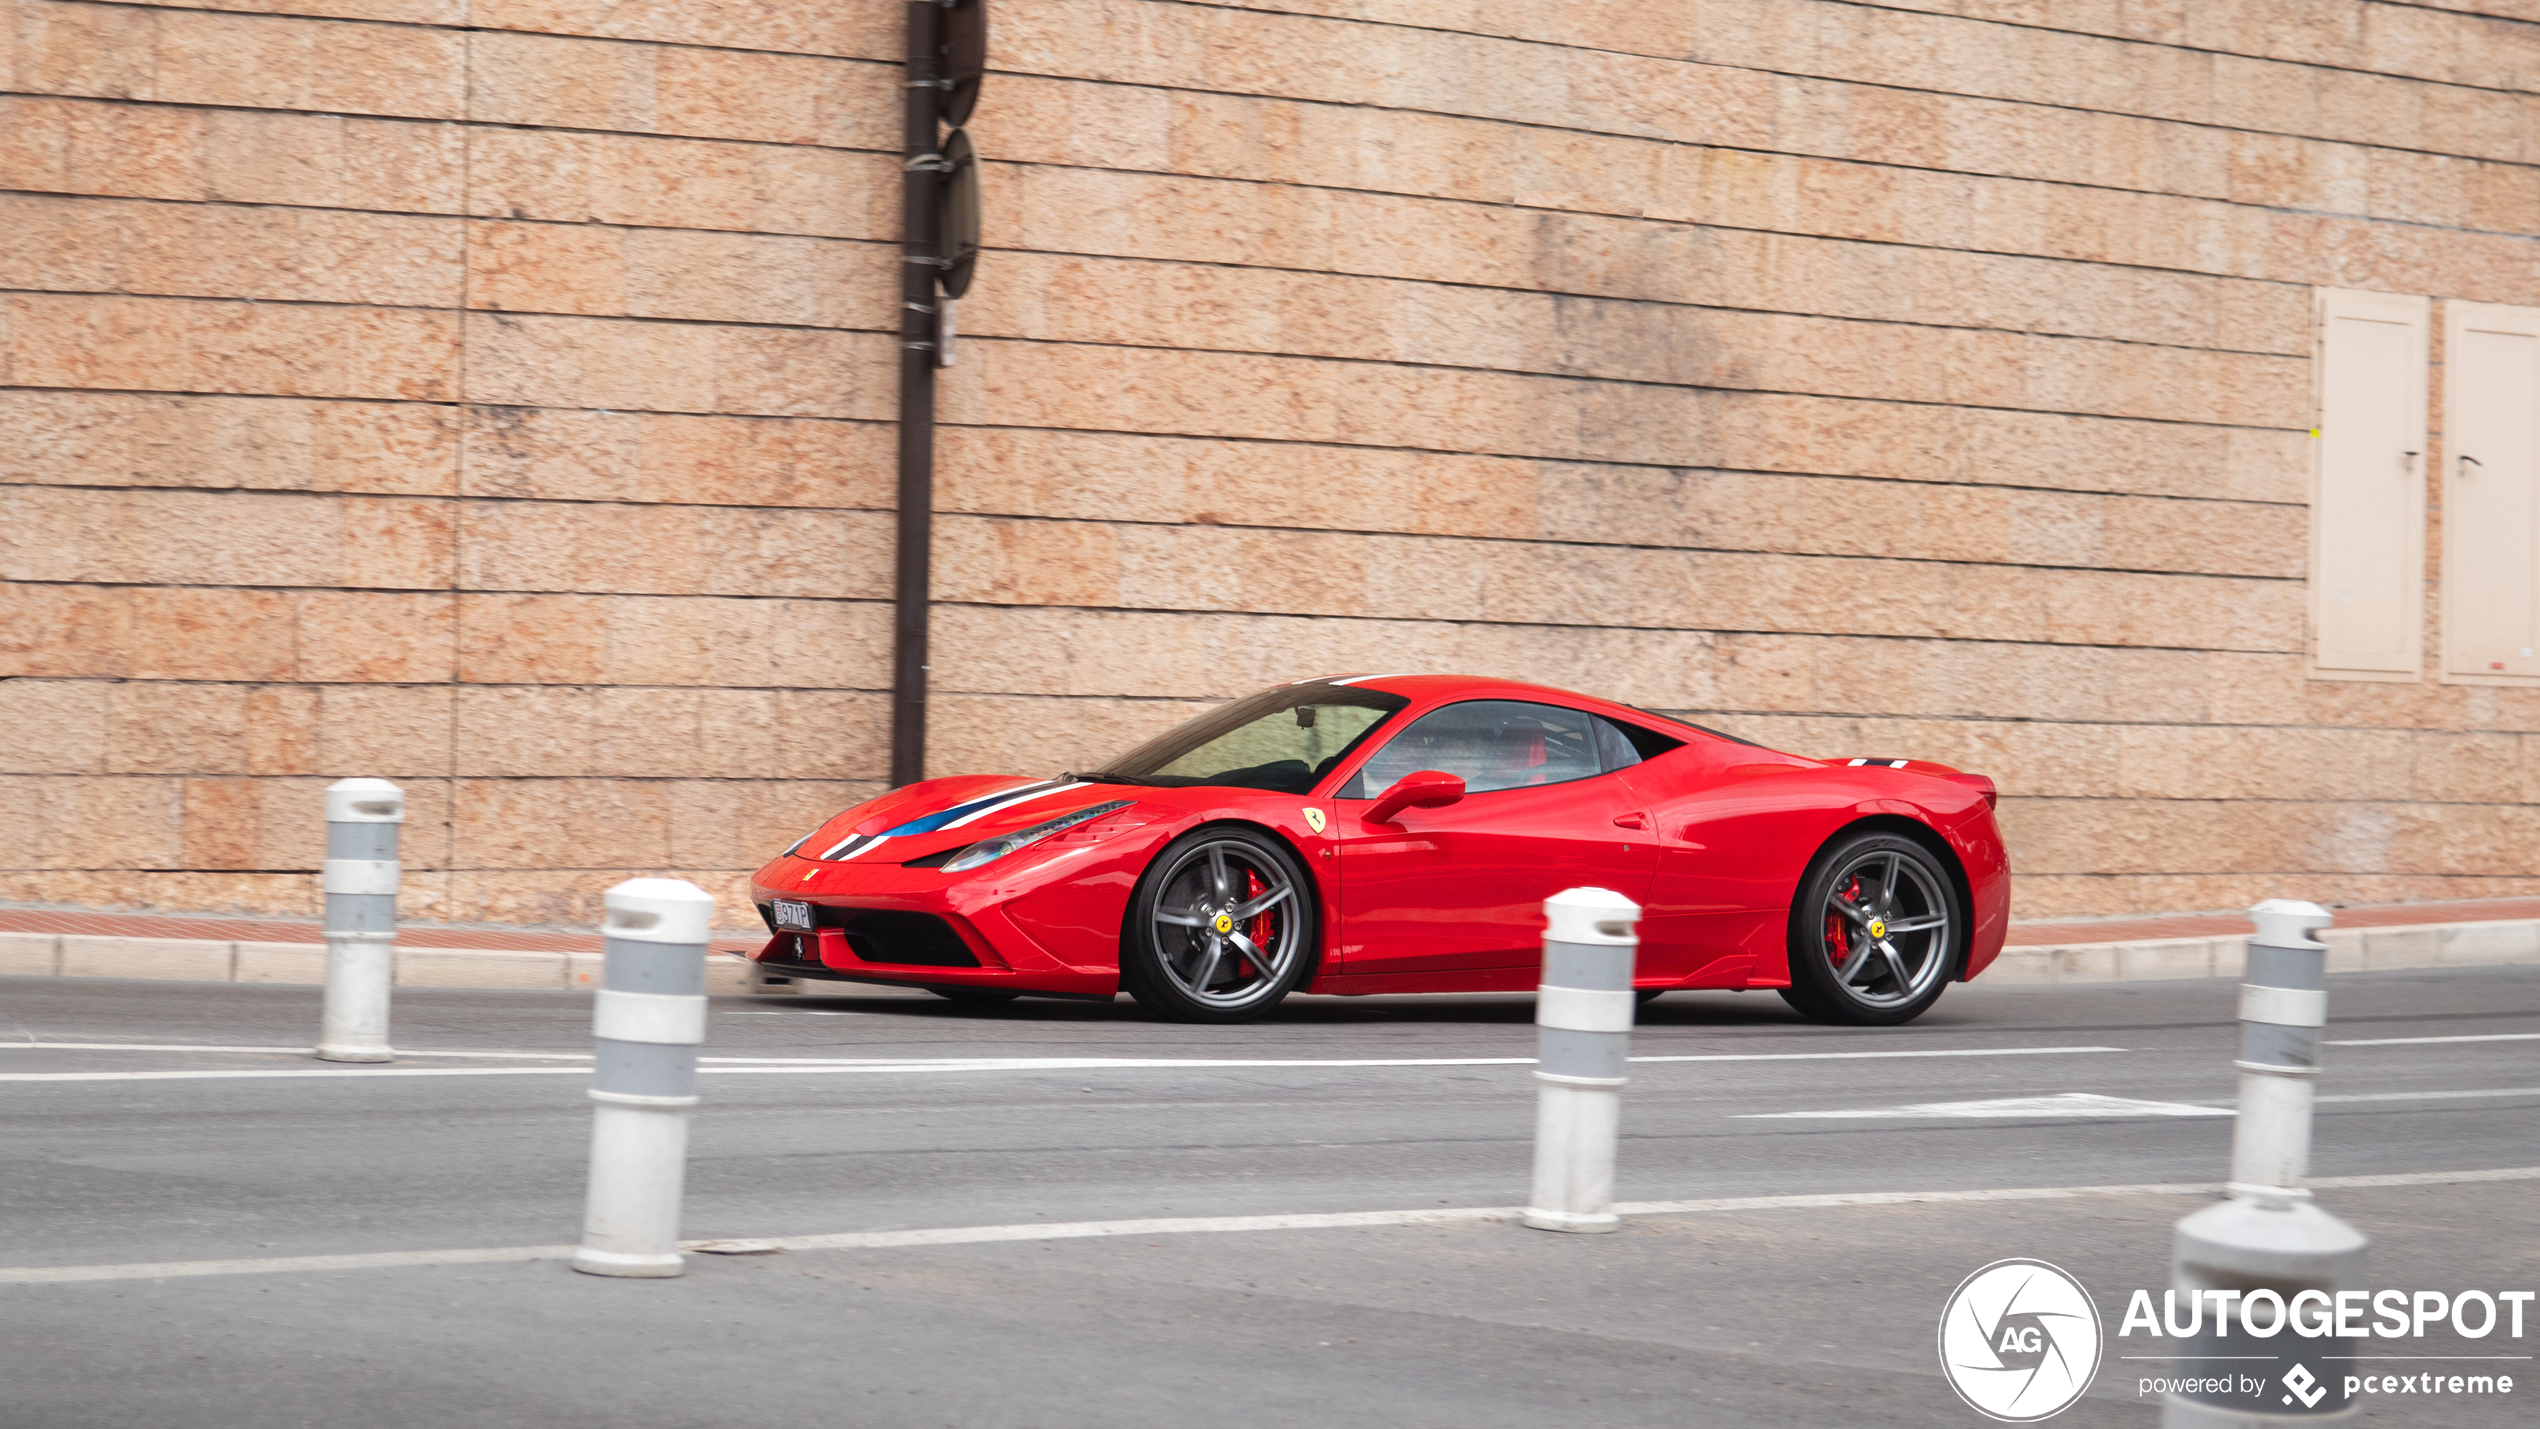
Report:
1,966,2534,1427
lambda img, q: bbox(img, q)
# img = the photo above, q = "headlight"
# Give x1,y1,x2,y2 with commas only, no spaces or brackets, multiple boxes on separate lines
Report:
942,801,1135,872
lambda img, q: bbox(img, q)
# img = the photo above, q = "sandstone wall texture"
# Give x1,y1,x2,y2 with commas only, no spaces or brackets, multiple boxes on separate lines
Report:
4,0,2537,926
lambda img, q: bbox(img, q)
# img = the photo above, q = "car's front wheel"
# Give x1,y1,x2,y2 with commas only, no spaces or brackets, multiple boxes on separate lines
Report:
1120,827,1317,1023
1778,830,1962,1026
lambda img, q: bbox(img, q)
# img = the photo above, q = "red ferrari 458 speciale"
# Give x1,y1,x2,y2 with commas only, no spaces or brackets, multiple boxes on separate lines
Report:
748,674,2010,1025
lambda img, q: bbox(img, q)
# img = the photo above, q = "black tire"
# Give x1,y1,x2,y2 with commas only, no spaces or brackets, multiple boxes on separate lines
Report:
1778,830,1963,1027
1120,826,1317,1023
922,985,1021,1005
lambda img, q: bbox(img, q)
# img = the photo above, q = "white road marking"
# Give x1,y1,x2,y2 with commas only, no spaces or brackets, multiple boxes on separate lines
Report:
2317,1086,2540,1104
1743,1085,2540,1121
5,1165,2533,1286
2329,1032,2540,1046
0,1043,2128,1083
0,1067,593,1083
1741,1092,2231,1120
1,1043,590,1060
1631,1046,2124,1064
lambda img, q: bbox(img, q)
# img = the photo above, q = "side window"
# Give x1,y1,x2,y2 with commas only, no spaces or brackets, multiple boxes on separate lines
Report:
1594,717,1645,771
1346,701,1604,796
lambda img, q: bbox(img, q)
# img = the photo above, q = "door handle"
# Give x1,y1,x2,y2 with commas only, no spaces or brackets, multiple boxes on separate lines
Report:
1612,811,1648,830
2460,454,2483,477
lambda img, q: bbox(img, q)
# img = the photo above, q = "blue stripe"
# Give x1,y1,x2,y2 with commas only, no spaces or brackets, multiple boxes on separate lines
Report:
882,781,1057,836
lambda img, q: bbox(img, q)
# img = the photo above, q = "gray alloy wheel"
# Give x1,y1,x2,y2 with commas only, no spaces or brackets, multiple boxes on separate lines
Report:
1120,828,1315,1023
1779,831,1961,1027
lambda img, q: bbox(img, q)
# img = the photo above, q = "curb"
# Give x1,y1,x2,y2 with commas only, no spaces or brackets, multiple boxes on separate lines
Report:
0,934,758,996
3,921,2535,994
1984,918,2540,985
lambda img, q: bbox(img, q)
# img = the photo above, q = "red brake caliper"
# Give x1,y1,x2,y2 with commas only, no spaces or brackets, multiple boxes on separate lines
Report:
1242,869,1274,977
1825,875,1858,968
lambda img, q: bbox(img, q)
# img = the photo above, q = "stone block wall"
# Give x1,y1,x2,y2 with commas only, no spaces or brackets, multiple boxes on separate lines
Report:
4,0,2537,924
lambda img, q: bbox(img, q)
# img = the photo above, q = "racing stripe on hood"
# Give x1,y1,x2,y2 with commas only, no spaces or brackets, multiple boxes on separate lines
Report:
817,831,893,861
879,779,1077,837
936,780,1091,831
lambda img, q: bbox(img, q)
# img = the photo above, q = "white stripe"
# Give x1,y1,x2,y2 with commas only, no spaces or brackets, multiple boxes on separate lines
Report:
0,1067,593,1082
1328,672,1413,686
1630,1046,2124,1064
592,989,707,1046
0,1044,2127,1084
7,1165,2533,1286
321,858,399,895
1535,985,1637,1034
940,781,1090,830
0,1043,590,1060
2239,983,2328,1028
2329,1032,2540,1046
1744,1084,2540,1122
2316,1086,2540,1104
817,833,866,860
1742,1092,2229,1121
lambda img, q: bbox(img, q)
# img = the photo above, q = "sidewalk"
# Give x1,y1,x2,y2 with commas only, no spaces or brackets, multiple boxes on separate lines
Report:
1990,896,2540,983
4,897,2536,994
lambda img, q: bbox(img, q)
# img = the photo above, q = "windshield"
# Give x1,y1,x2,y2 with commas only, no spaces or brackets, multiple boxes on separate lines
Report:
1090,685,1409,794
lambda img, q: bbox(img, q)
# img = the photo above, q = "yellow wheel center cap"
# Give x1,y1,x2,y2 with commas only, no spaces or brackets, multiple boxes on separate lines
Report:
1213,913,1235,935
1866,918,1887,940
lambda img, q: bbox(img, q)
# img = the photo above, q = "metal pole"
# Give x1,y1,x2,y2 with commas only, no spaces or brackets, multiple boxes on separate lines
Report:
1524,887,1641,1233
2162,899,2367,1426
315,778,402,1063
573,878,714,1279
890,0,946,788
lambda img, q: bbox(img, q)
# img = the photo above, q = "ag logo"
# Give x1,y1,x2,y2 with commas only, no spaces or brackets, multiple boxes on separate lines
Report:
1938,1259,2102,1422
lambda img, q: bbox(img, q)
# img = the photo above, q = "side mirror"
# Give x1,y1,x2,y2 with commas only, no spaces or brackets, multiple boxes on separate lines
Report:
1366,770,1465,825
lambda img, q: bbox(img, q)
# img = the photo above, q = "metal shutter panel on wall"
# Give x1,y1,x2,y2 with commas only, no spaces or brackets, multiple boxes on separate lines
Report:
2311,289,2430,679
2443,301,2540,683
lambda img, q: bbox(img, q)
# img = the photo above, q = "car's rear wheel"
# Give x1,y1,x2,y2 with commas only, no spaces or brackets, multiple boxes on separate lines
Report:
1778,830,1961,1026
1121,827,1316,1023
922,985,1021,1005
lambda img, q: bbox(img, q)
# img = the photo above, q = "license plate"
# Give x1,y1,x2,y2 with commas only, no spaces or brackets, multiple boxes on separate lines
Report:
771,899,814,932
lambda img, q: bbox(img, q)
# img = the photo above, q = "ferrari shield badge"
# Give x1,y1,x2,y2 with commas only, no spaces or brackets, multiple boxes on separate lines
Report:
1302,806,1326,834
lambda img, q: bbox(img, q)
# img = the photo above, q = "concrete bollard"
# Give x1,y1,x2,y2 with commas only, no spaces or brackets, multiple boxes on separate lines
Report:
573,878,714,1279
1523,887,1641,1233
2162,900,2368,1426
315,778,403,1063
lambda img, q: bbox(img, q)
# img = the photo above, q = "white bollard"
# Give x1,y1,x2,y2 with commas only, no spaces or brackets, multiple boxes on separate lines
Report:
2229,900,2334,1203
573,878,714,1279
315,778,403,1063
2162,900,2368,1426
1523,887,1641,1233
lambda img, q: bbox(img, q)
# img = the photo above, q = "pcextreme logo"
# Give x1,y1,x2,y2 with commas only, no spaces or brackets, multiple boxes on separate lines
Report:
1938,1259,2104,1422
